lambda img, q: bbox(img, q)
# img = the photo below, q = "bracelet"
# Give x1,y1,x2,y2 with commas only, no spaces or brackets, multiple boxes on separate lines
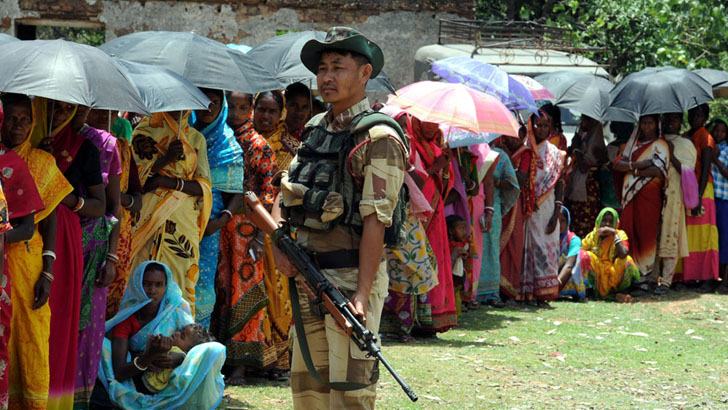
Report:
42,250,57,260
106,253,120,264
628,161,633,171
253,237,265,245
133,356,148,371
40,271,54,283
125,195,135,210
555,201,563,207
484,206,495,215
179,179,185,192
221,209,233,219
175,179,181,191
72,196,85,213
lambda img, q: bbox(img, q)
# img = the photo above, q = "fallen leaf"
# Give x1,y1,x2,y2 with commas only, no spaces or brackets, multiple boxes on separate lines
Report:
690,336,704,340
422,395,443,402
553,321,562,326
685,329,695,335
619,331,649,337
509,336,521,343
546,329,557,335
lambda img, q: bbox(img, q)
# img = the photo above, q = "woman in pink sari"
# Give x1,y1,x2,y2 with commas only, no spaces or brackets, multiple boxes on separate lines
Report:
398,113,457,333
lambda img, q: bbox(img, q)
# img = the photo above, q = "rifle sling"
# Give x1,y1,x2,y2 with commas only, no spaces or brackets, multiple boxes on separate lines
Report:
289,277,376,392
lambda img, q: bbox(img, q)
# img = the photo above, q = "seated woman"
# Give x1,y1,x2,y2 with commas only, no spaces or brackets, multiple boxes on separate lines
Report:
580,208,641,299
95,261,225,409
557,207,587,302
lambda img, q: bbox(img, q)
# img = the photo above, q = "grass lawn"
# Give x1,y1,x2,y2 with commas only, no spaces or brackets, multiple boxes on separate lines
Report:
221,292,728,409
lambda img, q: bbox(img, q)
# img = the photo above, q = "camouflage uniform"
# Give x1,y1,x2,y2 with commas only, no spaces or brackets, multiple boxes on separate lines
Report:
280,97,407,409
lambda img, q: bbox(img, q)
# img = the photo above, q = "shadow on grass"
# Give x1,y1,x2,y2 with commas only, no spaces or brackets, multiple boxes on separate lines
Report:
218,394,254,410
625,289,703,304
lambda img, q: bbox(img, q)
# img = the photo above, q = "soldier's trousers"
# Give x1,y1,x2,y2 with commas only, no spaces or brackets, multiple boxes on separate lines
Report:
290,281,384,410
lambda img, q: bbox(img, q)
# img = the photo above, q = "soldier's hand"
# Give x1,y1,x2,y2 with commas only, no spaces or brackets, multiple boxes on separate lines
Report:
350,291,369,326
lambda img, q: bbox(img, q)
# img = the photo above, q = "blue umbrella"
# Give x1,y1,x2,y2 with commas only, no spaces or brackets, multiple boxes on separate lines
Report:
431,56,538,113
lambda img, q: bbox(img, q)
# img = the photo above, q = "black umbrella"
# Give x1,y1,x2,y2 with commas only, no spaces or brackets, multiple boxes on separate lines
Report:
100,31,283,94
113,59,211,113
247,30,395,93
535,71,614,121
0,39,150,114
694,68,728,98
607,66,713,122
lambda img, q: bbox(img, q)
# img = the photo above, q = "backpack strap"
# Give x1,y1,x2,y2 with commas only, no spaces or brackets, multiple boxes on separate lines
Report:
345,112,410,185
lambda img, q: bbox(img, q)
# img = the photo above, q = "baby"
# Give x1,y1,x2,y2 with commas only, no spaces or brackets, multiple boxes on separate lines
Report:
141,323,213,394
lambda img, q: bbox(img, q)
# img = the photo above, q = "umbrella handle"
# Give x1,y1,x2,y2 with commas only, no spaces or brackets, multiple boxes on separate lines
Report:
176,110,182,140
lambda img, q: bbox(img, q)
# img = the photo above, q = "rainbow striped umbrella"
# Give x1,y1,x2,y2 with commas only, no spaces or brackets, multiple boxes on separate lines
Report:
387,81,520,144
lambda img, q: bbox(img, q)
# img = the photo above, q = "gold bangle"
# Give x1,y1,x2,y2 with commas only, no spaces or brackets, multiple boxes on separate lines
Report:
72,196,85,213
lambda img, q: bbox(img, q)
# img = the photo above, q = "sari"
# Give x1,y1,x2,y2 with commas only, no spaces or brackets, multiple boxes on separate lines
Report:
129,112,212,317
5,115,72,410
256,100,293,369
477,148,519,302
657,134,694,284
0,182,11,410
406,114,457,332
619,131,669,276
581,208,640,298
565,125,606,238
97,261,225,410
499,143,534,298
521,123,565,301
679,127,720,281
29,98,86,410
106,137,136,318
213,119,274,368
74,125,121,409
190,99,245,329
558,207,587,299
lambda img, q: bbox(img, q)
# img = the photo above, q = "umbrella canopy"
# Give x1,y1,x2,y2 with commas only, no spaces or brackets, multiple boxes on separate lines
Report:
0,39,151,114
607,67,713,122
0,33,19,43
431,56,538,112
386,81,520,139
694,68,728,98
247,30,395,93
113,59,211,113
535,71,614,121
100,31,282,94
510,74,555,100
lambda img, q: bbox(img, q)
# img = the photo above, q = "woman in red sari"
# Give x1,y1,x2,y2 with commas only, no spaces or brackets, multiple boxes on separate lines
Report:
612,114,669,290
492,131,533,300
398,113,457,334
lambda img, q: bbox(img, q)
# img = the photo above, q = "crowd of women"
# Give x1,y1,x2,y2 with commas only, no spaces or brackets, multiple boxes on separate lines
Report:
0,81,324,409
0,49,728,409
378,101,728,342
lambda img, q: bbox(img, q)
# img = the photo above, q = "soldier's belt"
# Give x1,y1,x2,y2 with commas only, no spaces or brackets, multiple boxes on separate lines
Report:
306,249,360,270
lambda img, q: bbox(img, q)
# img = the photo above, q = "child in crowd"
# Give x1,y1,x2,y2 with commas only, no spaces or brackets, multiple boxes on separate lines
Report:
141,323,213,394
447,215,473,315
710,117,728,294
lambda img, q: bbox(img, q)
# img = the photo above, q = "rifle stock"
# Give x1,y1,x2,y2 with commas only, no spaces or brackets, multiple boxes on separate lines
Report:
242,192,418,402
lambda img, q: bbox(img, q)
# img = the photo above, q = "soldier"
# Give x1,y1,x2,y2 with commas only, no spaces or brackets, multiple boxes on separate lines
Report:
271,27,408,409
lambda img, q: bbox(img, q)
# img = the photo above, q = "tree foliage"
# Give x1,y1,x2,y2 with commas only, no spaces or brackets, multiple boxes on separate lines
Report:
476,0,728,79
36,26,106,47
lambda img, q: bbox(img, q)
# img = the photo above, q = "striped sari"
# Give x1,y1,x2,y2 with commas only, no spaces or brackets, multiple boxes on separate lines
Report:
129,112,212,316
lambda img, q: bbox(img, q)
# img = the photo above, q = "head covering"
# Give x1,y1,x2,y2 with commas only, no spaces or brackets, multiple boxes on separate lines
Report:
595,207,619,229
30,98,83,173
106,261,193,351
254,91,296,170
190,95,245,193
300,26,384,78
560,206,571,242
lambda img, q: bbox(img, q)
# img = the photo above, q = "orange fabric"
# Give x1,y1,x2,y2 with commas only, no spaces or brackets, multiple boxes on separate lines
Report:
691,127,715,182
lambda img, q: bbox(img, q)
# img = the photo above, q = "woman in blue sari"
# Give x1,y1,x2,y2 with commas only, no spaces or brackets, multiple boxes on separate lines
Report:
476,147,520,306
190,88,245,329
95,261,225,409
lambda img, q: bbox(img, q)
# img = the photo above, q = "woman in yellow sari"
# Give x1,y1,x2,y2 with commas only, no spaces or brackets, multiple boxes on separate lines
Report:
1,94,74,410
580,207,640,298
129,112,212,316
252,91,292,376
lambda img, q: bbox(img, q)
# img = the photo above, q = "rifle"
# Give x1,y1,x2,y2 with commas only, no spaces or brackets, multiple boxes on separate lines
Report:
243,191,418,402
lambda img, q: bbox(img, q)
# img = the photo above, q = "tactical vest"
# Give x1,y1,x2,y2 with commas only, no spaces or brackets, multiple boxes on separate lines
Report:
282,111,409,248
